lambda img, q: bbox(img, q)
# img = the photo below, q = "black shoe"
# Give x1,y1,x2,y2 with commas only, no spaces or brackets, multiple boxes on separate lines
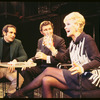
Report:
4,95,9,98
3,93,9,98
9,90,25,98
3,93,12,98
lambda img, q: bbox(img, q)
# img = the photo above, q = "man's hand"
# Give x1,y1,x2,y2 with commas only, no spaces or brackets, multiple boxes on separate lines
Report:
21,59,33,71
43,36,58,56
8,59,17,73
43,36,54,50
35,52,47,60
68,62,84,75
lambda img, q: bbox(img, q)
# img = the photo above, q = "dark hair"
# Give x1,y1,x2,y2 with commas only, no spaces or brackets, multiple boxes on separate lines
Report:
2,24,16,36
39,21,54,31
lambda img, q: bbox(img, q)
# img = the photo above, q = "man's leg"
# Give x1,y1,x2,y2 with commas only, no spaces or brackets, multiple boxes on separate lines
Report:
6,70,24,94
0,68,5,79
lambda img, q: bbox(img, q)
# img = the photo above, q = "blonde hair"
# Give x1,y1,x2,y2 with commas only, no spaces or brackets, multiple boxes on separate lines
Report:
63,12,85,32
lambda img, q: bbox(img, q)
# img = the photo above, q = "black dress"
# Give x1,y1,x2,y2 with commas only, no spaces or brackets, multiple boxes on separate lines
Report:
59,32,100,98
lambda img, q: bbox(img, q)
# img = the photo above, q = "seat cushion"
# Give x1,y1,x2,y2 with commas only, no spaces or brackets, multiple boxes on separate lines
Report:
82,89,100,98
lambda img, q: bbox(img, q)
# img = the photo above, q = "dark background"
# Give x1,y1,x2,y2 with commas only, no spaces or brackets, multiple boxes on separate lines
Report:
0,1,100,59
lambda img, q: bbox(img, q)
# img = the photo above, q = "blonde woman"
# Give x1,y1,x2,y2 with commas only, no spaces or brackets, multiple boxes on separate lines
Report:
10,12,100,98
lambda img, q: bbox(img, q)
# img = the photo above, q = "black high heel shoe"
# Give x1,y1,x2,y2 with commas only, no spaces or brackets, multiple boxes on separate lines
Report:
9,90,25,98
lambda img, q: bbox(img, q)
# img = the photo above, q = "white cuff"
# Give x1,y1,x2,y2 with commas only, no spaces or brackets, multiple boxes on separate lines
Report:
46,56,51,64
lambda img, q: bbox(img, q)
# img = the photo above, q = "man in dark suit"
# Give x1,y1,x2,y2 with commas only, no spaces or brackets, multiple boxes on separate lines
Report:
0,24,27,97
20,21,67,98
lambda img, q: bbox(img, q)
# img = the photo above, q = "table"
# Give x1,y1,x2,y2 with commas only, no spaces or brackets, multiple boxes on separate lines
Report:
0,62,37,90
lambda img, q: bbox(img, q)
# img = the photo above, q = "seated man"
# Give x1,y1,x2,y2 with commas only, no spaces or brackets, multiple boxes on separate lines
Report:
10,12,100,98
0,24,27,97
20,21,67,98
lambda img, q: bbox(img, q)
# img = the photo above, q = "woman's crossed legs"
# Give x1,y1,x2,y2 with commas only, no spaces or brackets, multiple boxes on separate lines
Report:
10,67,68,98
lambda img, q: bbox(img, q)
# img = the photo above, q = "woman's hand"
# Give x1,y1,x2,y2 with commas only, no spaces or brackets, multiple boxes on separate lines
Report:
68,62,84,75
